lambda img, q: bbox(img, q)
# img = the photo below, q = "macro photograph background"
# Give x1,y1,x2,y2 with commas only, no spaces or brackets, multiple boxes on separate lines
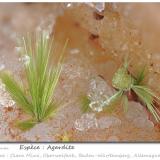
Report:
0,3,160,142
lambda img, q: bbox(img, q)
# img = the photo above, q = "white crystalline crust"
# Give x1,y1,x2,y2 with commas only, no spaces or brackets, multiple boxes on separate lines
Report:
98,116,121,129
125,101,154,130
74,113,98,131
0,80,15,108
88,76,115,112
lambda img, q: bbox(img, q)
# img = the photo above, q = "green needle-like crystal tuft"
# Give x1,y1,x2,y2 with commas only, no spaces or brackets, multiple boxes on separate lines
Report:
112,67,134,90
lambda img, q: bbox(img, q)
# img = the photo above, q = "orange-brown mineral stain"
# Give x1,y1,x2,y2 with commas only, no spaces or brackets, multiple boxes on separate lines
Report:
53,8,113,65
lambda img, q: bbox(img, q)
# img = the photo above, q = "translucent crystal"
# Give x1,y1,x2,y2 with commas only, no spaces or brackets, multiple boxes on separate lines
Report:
125,101,148,121
70,48,80,55
89,101,103,112
0,82,5,91
74,113,98,131
66,3,72,8
62,57,91,80
43,30,50,39
36,13,56,35
15,47,22,53
133,117,154,130
98,116,121,129
0,80,15,108
125,101,154,129
20,55,30,65
88,76,115,112
8,100,15,106
89,76,107,93
86,3,105,12
94,3,105,12
0,64,5,71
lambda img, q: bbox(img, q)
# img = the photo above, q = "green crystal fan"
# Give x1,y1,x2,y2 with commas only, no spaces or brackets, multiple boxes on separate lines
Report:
112,67,134,90
108,59,160,122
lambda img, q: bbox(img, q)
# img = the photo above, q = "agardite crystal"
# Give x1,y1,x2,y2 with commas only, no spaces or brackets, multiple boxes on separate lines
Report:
112,67,134,90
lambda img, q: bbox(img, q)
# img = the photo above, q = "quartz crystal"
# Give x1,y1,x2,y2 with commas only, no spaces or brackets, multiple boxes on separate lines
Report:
125,101,154,129
0,64,5,71
0,80,15,108
133,117,154,130
86,3,105,12
89,101,103,112
63,57,88,80
74,113,98,131
98,116,121,129
70,48,80,55
125,101,148,120
66,3,72,8
19,55,30,66
88,76,115,112
15,47,22,53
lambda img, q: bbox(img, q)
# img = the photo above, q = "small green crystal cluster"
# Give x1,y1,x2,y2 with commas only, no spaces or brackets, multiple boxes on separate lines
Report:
112,65,134,90
0,31,68,131
82,58,160,122
111,59,160,122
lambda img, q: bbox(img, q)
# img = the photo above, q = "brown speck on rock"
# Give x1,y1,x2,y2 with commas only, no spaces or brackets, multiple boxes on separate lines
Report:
61,78,65,82
150,63,154,67
126,90,139,102
89,34,99,40
36,136,40,141
154,123,160,132
98,75,105,80
93,11,104,20
74,22,80,27
7,107,13,112
154,71,158,74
